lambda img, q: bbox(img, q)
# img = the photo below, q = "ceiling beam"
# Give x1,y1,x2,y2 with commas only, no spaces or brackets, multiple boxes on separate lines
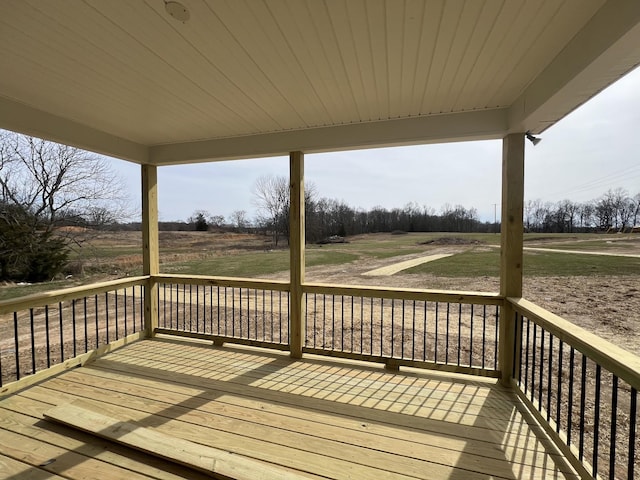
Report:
149,108,508,165
0,96,148,164
508,0,640,134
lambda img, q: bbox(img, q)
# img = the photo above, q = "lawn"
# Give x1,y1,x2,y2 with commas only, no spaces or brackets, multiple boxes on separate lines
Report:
405,249,640,277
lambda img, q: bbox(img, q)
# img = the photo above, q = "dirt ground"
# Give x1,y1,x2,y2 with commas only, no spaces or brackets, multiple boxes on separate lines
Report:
54,230,640,356
265,241,640,356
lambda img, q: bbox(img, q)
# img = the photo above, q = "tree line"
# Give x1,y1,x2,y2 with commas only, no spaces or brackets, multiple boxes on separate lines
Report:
185,175,640,244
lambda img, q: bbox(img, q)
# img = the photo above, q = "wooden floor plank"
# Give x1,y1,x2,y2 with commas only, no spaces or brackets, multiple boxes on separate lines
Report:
26,385,511,480
0,426,159,480
44,402,314,480
0,454,66,480
54,367,570,473
96,355,546,443
0,406,211,480
0,339,579,480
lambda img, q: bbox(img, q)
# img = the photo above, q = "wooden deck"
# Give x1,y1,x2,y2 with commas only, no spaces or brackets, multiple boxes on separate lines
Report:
0,337,579,479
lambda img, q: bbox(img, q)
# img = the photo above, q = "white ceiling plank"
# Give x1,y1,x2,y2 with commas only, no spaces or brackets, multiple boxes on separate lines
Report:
509,0,640,133
149,108,507,164
1,0,639,163
0,96,148,163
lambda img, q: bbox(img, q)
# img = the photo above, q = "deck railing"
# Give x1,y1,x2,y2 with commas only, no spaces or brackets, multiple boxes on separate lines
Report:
154,274,290,350
0,276,147,395
303,283,502,376
510,297,640,480
3,274,640,480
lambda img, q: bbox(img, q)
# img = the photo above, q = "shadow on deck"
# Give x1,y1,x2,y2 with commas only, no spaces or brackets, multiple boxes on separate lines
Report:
0,337,578,479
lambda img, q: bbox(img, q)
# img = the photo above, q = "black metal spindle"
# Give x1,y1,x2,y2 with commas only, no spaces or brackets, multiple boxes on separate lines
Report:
592,363,601,477
512,313,518,379
434,302,439,362
13,312,20,380
350,296,354,352
556,340,563,432
457,303,462,365
524,317,530,394
445,303,450,364
531,322,537,399
482,305,486,369
29,309,35,374
609,375,618,480
239,288,242,337
423,301,427,362
84,296,88,352
629,387,637,480
322,293,326,349
568,347,575,445
224,286,228,335
469,304,473,367
72,299,77,357
401,300,406,359
579,354,587,460
94,295,99,348
278,291,282,342
105,293,109,343
411,300,416,361
254,289,258,340
261,289,265,341
133,286,137,333
196,285,200,332
312,294,316,348
360,297,364,354
45,305,51,368
124,288,128,337
538,328,545,409
59,302,64,362
341,295,344,351
494,305,499,370
115,291,119,340
380,298,384,356
547,335,553,422
370,297,374,355
391,299,395,358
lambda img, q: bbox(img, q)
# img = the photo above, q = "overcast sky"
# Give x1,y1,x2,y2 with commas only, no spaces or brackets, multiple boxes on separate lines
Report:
113,66,640,223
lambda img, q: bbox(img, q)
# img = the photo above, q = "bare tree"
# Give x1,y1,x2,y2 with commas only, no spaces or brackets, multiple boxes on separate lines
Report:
252,175,319,245
230,210,248,232
0,131,129,281
0,131,128,232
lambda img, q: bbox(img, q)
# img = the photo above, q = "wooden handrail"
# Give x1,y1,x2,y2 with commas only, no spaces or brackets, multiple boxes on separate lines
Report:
0,276,149,315
509,297,640,391
304,282,503,305
153,274,290,291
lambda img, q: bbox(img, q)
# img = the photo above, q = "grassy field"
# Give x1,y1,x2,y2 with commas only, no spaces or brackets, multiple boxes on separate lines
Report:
1,231,639,301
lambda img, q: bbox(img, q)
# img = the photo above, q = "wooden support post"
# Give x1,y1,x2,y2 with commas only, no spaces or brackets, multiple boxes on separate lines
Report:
142,164,159,338
289,151,305,359
499,133,525,386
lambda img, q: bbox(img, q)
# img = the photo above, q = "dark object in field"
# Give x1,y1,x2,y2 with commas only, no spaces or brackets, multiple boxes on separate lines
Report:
317,235,349,244
391,230,408,235
419,237,482,245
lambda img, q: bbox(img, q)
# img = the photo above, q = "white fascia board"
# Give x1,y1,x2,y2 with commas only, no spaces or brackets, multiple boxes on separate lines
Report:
508,0,640,134
0,96,148,164
149,108,508,165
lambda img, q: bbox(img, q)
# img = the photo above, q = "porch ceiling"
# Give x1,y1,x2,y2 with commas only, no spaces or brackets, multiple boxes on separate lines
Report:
1,0,640,165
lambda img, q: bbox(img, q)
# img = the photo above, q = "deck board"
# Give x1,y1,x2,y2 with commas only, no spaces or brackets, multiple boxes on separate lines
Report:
0,337,579,480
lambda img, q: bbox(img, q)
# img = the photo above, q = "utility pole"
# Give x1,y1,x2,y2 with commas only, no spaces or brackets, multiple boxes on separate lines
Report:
493,203,498,233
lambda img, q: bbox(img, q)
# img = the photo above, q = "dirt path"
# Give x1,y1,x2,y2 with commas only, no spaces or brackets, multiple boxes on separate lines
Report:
521,246,640,258
362,254,453,276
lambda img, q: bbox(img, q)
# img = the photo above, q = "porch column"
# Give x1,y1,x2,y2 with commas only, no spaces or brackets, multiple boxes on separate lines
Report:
142,164,159,338
289,151,305,358
499,133,525,385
